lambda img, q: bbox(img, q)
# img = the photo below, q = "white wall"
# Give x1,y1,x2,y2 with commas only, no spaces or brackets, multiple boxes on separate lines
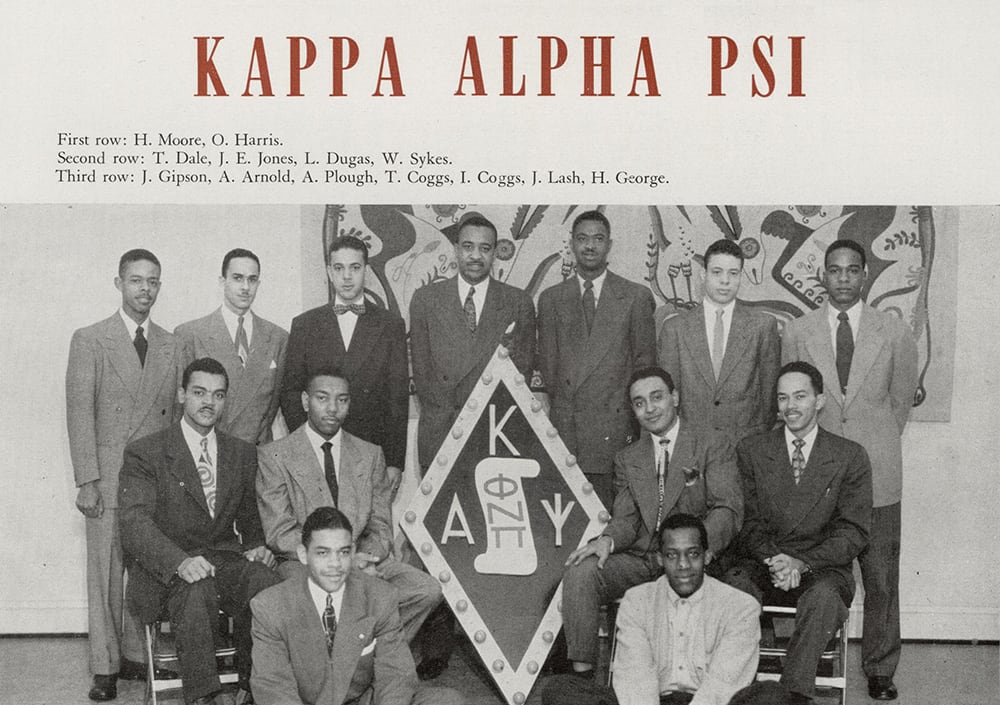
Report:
0,203,996,640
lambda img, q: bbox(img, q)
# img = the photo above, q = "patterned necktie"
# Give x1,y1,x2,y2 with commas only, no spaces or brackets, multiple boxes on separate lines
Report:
322,441,339,506
464,286,477,332
332,302,366,316
323,593,337,655
791,438,806,485
711,308,725,380
133,325,147,367
582,280,596,335
653,438,670,536
836,311,854,394
235,315,250,367
197,436,216,517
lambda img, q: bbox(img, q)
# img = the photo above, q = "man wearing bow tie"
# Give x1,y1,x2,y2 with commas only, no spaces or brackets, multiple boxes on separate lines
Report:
175,249,288,445
280,235,409,494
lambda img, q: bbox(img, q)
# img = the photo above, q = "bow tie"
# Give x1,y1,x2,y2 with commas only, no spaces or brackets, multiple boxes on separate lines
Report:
333,303,366,316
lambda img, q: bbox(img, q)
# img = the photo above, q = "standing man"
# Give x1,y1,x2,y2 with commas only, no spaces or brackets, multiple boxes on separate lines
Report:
727,361,872,705
119,357,281,705
66,248,180,701
280,235,409,490
543,515,760,705
782,239,918,701
559,367,742,679
409,213,536,471
408,213,535,679
537,209,656,509
175,248,288,445
257,370,442,644
251,507,463,705
658,238,781,446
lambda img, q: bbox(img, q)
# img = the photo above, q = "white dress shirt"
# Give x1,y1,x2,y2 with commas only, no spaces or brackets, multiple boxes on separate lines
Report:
576,269,607,304
784,423,819,467
118,308,150,340
333,296,360,349
702,299,736,363
220,304,254,348
307,575,345,623
457,275,490,326
303,422,342,486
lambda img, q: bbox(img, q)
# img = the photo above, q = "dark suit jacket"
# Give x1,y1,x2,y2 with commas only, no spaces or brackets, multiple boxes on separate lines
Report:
66,312,179,507
118,422,267,623
409,276,535,468
537,271,656,476
280,303,409,469
782,303,917,506
658,302,780,445
175,308,288,444
602,424,742,557
736,427,872,585
251,572,417,705
257,426,393,562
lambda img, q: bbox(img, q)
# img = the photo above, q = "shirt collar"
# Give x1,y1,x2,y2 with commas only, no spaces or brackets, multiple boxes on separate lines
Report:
307,575,345,617
784,422,819,453
577,269,607,298
827,300,862,328
652,418,681,448
220,304,252,328
118,308,149,339
180,416,217,456
457,274,490,302
663,574,707,607
303,420,340,447
702,298,736,317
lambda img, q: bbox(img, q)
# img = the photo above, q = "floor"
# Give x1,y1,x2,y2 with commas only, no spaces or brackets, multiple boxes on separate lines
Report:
0,636,995,705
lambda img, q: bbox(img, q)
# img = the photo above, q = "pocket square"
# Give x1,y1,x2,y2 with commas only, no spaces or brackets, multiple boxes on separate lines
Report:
360,638,377,655
269,359,277,369
682,465,702,487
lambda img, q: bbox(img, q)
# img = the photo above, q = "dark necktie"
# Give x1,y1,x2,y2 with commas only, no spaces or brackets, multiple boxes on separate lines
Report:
323,593,337,655
322,441,339,506
711,308,725,380
653,438,670,536
464,286,477,332
791,438,806,485
582,280,596,335
133,325,147,367
332,302,366,316
836,311,854,394
235,315,249,367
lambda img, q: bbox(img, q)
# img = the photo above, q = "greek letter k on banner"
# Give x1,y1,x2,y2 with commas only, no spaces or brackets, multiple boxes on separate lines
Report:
401,343,607,705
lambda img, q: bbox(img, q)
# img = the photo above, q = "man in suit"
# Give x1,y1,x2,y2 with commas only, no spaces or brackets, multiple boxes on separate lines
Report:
726,361,872,704
781,239,917,701
257,369,441,643
66,248,180,701
537,209,656,509
251,507,463,705
542,515,760,705
658,238,781,446
175,248,288,445
409,212,536,472
119,357,281,705
560,367,742,677
280,235,408,490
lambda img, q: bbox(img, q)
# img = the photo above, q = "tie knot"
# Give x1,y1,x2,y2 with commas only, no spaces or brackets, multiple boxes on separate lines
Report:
659,438,670,448
793,439,805,449
468,286,475,296
136,325,144,337
321,441,332,452
326,592,333,608
200,436,209,450
238,315,245,324
715,308,724,320
838,311,849,322
584,280,593,291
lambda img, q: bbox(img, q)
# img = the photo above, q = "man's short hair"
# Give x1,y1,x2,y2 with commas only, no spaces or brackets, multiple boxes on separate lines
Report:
182,357,229,391
328,235,369,264
304,367,350,392
824,238,867,269
302,506,354,548
456,213,498,244
703,238,745,268
221,248,260,277
571,209,610,234
658,513,709,551
778,360,824,395
118,248,160,277
627,366,676,395
728,681,796,705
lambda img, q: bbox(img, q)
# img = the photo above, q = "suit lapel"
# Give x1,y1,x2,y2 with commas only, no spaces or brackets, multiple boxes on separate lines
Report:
625,435,664,534
213,432,236,520
341,309,380,380
784,429,841,529
331,575,375,705
681,309,717,390
207,310,250,420
101,314,142,400
431,279,478,380
231,312,278,420
134,322,175,425
573,272,630,388
803,305,843,408
338,432,365,519
476,280,514,356
166,425,212,516
287,426,332,504
717,304,752,387
759,431,798,524
663,425,695,511
844,304,885,409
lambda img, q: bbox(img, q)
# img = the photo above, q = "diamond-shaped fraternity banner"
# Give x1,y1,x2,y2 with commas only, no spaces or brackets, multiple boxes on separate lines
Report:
401,344,609,705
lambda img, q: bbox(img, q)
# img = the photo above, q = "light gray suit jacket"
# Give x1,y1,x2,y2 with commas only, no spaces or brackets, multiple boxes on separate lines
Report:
658,302,780,446
66,312,179,507
257,425,393,561
782,303,917,506
175,308,288,444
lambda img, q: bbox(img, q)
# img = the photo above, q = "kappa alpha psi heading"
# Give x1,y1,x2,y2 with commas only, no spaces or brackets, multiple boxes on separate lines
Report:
401,342,608,705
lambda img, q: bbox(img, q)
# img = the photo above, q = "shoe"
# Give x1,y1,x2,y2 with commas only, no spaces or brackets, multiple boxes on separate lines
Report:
88,674,117,701
868,676,899,700
118,657,179,681
416,657,449,681
235,688,255,705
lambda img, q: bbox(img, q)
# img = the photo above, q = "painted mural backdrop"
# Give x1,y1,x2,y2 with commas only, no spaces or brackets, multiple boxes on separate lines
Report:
321,205,954,421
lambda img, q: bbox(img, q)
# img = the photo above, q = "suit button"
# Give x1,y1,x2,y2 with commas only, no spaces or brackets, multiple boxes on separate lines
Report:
443,375,449,381
714,401,721,406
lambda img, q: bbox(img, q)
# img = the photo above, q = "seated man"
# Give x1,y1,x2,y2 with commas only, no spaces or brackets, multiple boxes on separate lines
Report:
543,514,760,705
561,367,743,677
256,369,441,644
725,361,872,705
251,507,463,705
119,357,281,705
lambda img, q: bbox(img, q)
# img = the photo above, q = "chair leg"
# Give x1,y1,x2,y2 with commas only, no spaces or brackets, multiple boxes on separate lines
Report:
143,624,156,705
